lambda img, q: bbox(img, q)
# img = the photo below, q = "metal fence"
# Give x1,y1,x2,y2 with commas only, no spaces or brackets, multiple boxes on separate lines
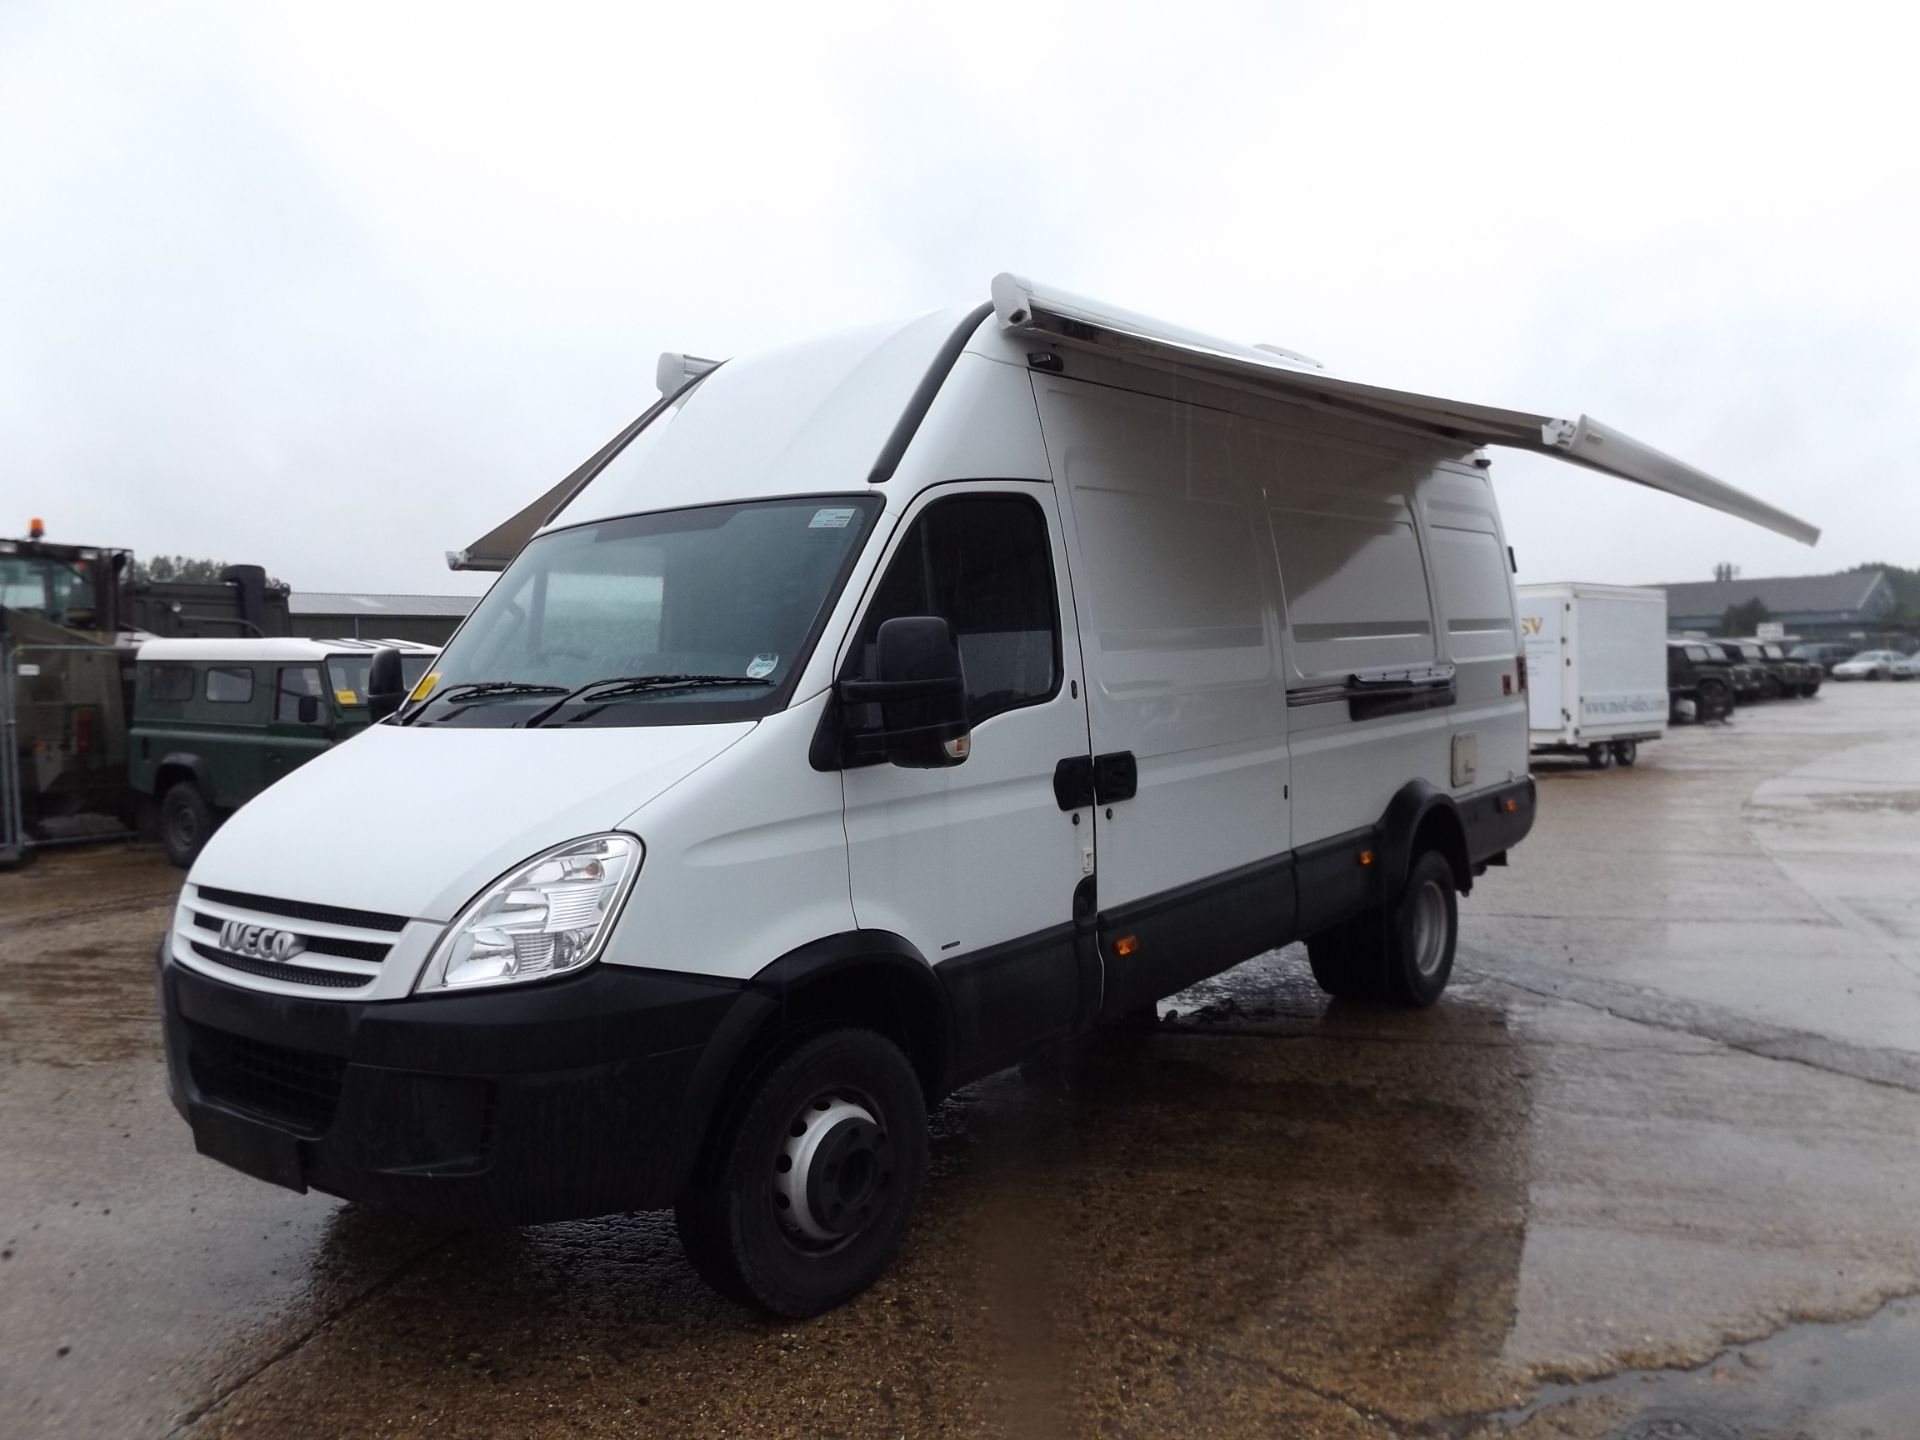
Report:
1,639,138,867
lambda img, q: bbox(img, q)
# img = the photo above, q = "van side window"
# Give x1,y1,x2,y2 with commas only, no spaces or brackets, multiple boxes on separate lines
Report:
1270,508,1435,678
205,666,254,704
275,666,326,723
1427,525,1515,660
149,664,195,703
850,495,1061,725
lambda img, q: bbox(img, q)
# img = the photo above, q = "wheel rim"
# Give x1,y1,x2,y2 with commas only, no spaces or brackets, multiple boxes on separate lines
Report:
169,805,199,853
1410,879,1450,979
773,1091,891,1250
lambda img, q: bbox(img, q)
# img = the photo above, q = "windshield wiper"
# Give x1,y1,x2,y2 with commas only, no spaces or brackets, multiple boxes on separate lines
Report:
524,673,772,727
404,680,568,724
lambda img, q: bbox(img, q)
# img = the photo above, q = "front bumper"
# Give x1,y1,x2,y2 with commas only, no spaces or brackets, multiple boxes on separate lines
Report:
159,944,746,1225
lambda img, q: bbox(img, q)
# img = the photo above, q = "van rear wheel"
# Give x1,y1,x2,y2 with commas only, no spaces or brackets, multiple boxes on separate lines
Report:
674,1027,927,1317
1586,743,1615,770
1306,850,1459,1008
160,782,214,868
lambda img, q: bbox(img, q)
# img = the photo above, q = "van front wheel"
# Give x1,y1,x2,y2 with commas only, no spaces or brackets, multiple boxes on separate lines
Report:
1306,850,1459,1008
674,1027,927,1317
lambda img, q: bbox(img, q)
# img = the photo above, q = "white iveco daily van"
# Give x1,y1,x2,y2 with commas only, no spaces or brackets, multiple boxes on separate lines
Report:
158,276,1817,1315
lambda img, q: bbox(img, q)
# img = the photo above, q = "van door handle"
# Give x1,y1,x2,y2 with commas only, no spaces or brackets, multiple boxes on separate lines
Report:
1094,751,1137,803
1053,756,1095,811
1054,752,1137,810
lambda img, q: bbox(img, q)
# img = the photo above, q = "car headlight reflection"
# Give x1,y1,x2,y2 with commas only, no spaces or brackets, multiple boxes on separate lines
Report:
417,834,640,993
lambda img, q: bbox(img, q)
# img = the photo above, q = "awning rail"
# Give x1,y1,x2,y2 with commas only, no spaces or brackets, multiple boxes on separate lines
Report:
989,273,1819,547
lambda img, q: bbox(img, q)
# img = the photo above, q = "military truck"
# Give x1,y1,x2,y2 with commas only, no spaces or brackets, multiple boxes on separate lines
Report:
1,521,291,865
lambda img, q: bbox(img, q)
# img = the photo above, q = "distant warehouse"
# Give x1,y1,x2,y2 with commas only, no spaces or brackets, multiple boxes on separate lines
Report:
1659,569,1894,642
288,591,478,646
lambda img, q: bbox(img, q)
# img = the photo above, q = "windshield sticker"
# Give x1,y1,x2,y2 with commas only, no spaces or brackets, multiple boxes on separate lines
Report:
335,689,360,706
409,671,440,703
746,653,779,680
809,507,857,529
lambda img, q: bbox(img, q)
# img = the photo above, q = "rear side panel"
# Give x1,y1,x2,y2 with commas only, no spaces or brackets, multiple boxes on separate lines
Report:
1413,467,1528,793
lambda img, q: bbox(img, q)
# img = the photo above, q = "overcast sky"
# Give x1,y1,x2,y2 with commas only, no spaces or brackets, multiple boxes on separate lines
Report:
3,1,1915,596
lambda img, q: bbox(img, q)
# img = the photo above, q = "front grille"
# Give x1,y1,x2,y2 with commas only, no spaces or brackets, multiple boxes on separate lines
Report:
187,1021,347,1135
194,885,408,933
189,912,389,964
189,940,371,989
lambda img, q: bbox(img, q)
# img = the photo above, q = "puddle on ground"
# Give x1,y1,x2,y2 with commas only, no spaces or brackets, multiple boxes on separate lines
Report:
1477,1294,1920,1439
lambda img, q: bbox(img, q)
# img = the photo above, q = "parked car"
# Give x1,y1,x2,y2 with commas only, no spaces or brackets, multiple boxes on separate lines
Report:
1789,642,1857,675
152,274,1816,1316
1890,651,1920,681
1724,639,1820,697
1833,649,1907,681
1703,642,1765,701
132,637,439,865
1668,640,1737,722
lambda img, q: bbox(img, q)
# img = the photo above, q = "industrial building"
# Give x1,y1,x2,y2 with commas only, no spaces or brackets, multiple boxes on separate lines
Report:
288,590,478,646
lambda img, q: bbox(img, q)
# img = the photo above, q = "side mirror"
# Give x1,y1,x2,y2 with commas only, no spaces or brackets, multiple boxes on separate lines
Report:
837,616,970,768
365,646,406,722
296,694,321,726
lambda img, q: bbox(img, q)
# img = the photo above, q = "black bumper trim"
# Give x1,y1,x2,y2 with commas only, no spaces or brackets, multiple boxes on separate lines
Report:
159,944,748,1225
1460,775,1537,864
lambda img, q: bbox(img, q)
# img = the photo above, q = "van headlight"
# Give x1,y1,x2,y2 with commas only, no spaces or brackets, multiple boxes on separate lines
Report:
417,834,641,993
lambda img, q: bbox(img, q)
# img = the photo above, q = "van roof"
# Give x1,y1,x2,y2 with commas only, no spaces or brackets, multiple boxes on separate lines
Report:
134,637,439,664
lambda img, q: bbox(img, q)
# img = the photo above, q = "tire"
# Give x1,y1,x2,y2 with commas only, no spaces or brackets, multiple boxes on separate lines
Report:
1586,743,1615,770
1308,918,1386,1002
674,1028,927,1317
1613,740,1638,767
160,781,214,868
1762,674,1783,700
1699,679,1733,722
1306,849,1459,1008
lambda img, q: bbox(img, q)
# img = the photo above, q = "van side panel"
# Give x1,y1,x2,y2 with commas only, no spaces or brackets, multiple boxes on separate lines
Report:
1266,440,1454,859
1032,375,1293,995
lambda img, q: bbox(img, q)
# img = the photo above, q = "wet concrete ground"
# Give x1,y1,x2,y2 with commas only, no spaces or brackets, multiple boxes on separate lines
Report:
2,683,1917,1438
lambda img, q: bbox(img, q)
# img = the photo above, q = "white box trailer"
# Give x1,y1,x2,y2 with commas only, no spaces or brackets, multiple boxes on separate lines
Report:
1518,583,1668,768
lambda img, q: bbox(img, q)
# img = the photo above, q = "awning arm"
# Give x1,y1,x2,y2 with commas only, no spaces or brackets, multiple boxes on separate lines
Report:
447,365,720,572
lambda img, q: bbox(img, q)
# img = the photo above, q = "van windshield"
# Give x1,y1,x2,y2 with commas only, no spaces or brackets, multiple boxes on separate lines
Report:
408,496,881,728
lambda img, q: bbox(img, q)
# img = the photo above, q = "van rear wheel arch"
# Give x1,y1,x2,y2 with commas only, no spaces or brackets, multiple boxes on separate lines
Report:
1378,781,1471,898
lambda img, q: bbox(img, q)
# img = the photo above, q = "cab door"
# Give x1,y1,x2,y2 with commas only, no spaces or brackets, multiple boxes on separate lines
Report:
839,484,1095,1081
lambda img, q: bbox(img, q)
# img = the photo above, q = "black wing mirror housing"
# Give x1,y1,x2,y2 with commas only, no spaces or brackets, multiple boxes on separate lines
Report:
296,694,321,725
365,646,406,722
835,616,970,769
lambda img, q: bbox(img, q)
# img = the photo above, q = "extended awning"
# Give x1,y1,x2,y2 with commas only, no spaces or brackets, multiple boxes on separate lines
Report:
990,273,1819,546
